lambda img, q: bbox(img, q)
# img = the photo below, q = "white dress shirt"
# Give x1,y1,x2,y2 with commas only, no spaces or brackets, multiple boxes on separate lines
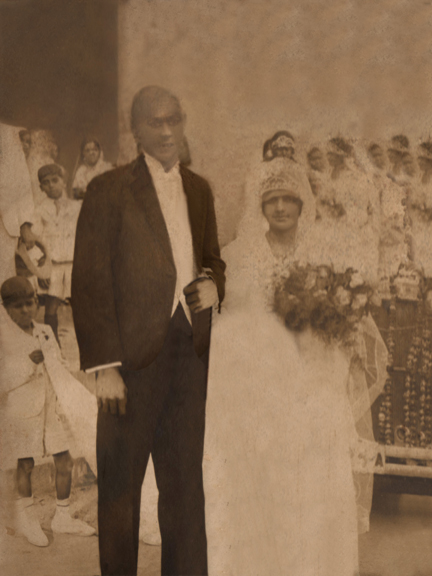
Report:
35,196,81,262
144,153,196,321
87,153,196,374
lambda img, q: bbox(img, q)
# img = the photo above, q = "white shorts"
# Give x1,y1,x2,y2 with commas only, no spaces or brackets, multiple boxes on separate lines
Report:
0,373,69,469
48,262,72,300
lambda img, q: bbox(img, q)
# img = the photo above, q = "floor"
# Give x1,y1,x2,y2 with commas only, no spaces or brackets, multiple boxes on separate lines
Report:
2,488,432,576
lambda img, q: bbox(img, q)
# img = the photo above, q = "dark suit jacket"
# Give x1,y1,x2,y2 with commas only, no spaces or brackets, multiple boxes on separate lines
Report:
71,154,226,372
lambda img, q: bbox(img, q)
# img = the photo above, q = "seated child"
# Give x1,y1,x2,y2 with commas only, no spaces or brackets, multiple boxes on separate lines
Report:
36,164,81,342
0,276,95,547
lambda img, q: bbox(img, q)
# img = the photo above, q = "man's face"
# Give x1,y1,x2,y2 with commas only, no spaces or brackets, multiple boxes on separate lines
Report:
262,189,301,234
133,97,185,170
6,298,38,330
40,173,65,199
368,146,386,170
83,142,100,167
308,149,326,172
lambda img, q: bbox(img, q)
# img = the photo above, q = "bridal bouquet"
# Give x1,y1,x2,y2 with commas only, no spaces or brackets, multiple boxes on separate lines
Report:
273,263,374,345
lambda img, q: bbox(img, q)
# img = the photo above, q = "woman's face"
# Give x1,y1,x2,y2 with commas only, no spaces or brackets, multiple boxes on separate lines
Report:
387,149,401,169
327,151,345,169
308,149,326,172
368,146,387,170
262,189,301,234
402,153,416,177
19,131,31,157
83,142,100,166
418,156,428,172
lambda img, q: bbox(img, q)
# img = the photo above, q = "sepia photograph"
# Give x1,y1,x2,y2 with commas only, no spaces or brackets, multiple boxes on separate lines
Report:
1,1,432,575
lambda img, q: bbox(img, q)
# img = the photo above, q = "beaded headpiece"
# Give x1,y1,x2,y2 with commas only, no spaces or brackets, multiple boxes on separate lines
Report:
259,174,300,199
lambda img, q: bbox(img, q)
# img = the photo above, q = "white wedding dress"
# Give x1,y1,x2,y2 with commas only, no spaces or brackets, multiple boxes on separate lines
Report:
203,159,368,575
204,237,359,576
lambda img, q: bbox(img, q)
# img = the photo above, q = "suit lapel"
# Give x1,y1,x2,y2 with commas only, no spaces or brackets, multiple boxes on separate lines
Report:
127,157,205,268
180,164,205,267
129,156,173,260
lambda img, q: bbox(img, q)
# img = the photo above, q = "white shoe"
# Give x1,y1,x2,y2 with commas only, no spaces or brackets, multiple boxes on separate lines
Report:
15,500,49,547
51,511,96,536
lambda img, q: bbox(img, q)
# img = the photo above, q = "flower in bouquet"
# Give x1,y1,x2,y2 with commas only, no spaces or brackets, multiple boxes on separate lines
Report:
315,264,334,292
274,286,310,332
310,299,346,343
352,292,369,311
333,285,352,308
350,271,366,289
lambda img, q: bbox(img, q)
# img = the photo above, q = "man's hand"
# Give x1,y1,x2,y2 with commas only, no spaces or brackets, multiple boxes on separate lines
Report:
20,223,37,249
38,278,51,290
96,367,127,416
73,188,86,200
29,349,44,364
183,278,218,314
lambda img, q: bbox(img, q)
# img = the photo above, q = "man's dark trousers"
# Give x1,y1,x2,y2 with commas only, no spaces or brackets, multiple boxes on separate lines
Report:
97,304,208,576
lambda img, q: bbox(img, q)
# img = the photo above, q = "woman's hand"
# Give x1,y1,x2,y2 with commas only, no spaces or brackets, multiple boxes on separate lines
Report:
29,349,44,364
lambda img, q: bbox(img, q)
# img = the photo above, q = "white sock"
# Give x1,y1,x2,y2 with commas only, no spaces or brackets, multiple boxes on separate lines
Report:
55,498,70,514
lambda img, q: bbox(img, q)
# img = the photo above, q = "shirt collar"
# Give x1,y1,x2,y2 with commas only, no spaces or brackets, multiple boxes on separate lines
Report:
41,194,67,208
143,152,180,177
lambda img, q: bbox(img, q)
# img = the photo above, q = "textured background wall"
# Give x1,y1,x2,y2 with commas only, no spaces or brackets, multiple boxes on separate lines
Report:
118,0,432,245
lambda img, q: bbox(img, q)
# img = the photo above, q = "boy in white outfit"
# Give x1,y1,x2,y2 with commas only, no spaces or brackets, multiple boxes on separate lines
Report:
35,164,80,342
0,276,95,547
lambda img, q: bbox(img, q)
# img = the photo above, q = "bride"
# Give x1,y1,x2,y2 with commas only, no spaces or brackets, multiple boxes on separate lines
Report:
203,157,383,575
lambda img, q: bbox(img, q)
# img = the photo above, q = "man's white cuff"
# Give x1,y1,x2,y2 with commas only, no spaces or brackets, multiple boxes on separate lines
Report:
85,362,122,374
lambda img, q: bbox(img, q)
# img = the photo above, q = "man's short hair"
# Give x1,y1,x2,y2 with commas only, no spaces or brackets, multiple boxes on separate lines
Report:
130,86,182,133
38,163,66,183
1,276,35,306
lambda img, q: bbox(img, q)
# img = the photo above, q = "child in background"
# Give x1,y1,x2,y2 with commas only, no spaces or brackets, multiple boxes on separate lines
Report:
0,276,95,547
36,164,80,342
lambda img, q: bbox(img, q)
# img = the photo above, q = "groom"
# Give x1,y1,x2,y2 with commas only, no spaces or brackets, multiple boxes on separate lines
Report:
72,86,226,576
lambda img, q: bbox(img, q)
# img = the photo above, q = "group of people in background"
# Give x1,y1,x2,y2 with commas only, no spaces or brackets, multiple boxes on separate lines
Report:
0,125,105,549
261,130,432,293
13,127,428,337
14,132,113,343
307,133,431,287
